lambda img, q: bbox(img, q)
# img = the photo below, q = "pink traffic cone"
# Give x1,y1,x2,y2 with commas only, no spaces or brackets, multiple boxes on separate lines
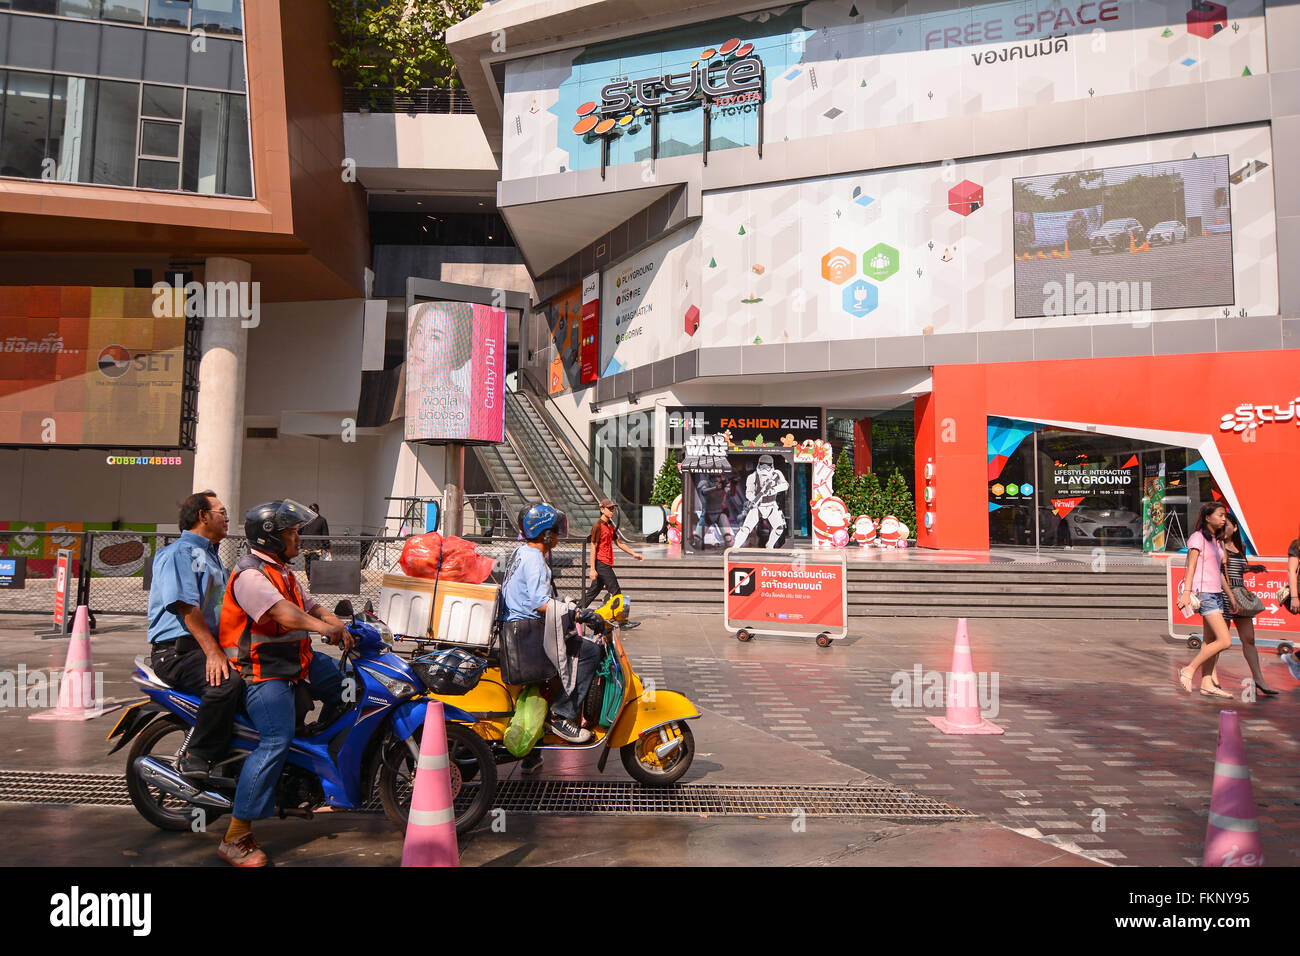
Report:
1202,710,1264,867
925,618,1003,735
400,699,460,867
29,606,122,722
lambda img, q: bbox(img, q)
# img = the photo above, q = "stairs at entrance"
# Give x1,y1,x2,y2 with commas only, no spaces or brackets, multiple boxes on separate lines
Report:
610,557,1168,620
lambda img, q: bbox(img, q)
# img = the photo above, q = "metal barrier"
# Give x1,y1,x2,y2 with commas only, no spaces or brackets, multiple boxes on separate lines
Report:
0,531,589,627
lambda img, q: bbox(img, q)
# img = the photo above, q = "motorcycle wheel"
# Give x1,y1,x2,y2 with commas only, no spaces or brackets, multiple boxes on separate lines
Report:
377,722,497,835
620,721,695,786
125,715,222,832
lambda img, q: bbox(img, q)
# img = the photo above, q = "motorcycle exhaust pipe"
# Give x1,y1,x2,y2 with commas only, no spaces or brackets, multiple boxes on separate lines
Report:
134,756,233,811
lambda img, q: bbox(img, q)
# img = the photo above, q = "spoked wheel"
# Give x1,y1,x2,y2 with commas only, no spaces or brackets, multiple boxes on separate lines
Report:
378,722,497,835
620,721,695,786
125,715,220,832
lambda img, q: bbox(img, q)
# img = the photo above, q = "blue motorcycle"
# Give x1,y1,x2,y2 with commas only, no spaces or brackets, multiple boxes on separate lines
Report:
108,610,497,835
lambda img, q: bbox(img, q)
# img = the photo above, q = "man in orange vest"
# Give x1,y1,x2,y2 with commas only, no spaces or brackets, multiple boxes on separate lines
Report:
216,499,353,867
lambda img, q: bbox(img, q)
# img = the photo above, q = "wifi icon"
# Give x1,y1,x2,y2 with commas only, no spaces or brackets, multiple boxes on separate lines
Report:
820,246,857,284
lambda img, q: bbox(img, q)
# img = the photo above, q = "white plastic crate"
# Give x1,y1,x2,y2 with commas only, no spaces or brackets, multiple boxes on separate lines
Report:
378,574,498,647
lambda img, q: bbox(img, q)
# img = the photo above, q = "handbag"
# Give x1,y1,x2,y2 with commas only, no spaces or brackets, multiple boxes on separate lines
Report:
499,618,559,685
1231,586,1265,617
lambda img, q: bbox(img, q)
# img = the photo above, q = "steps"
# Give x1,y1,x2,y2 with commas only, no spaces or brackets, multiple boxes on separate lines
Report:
601,557,1169,620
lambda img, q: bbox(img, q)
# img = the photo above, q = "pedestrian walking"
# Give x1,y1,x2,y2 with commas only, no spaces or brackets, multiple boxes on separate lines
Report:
1219,515,1277,696
1176,502,1235,698
580,498,643,608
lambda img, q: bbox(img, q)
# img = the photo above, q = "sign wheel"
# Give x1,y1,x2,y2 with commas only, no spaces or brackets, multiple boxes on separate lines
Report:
736,629,753,642
1186,635,1202,650
1277,642,1294,658
816,632,833,648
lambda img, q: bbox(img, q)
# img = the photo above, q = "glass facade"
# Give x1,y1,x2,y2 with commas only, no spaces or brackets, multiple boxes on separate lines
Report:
0,5,251,195
590,410,655,510
987,417,1220,552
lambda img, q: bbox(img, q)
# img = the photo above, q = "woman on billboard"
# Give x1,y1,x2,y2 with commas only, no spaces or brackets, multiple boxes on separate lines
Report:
405,301,503,442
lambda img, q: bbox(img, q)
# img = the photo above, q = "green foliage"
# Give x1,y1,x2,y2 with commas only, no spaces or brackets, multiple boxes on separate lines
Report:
649,451,682,507
883,469,914,529
832,448,856,503
858,471,883,521
328,0,483,93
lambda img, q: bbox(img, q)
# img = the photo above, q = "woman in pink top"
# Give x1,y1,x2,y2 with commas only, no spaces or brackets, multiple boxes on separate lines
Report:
1177,502,1236,698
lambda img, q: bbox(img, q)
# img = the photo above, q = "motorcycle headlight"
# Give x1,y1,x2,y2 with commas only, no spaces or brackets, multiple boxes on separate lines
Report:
358,666,415,700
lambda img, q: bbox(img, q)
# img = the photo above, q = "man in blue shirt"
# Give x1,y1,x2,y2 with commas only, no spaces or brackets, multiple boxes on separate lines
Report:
146,490,240,781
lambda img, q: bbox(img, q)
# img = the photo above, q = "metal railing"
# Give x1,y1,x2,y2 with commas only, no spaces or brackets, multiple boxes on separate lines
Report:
343,87,476,114
0,531,588,626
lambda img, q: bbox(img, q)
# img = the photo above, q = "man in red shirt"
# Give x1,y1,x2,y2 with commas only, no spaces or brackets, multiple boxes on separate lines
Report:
581,498,643,608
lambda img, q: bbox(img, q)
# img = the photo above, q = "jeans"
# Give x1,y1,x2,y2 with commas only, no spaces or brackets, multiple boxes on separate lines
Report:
550,634,603,722
232,652,345,821
1197,591,1228,617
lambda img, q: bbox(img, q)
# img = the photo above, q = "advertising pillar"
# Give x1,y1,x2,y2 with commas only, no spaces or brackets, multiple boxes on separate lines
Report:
914,366,991,551
579,272,600,384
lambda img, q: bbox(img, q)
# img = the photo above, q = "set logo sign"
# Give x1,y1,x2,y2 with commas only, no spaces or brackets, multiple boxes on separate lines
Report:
573,37,763,142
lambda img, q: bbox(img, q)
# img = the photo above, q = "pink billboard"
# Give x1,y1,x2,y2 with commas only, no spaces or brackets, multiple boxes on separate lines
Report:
404,301,505,443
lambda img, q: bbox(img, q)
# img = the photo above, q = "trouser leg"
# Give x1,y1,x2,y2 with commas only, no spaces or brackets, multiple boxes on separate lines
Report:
233,679,294,821
550,636,603,721
151,645,245,763
734,508,759,548
305,652,345,708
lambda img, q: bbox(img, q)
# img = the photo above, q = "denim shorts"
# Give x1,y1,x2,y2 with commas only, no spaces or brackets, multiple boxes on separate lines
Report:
1197,591,1227,616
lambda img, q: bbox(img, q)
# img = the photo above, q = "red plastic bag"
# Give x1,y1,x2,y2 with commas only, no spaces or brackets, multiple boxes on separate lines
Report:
399,533,496,584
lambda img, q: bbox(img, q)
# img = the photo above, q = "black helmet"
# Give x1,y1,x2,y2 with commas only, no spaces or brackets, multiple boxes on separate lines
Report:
244,499,315,556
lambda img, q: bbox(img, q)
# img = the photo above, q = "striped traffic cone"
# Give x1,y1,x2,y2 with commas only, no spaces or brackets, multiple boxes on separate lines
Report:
29,605,122,722
1202,710,1264,867
926,618,1003,735
400,699,459,867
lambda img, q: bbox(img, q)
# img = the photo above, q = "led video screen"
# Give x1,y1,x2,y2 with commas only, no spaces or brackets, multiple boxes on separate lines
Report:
0,287,185,447
405,301,505,443
1012,155,1234,319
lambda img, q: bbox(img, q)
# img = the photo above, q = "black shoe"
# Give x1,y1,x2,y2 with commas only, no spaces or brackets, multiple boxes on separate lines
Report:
303,703,350,736
521,752,544,775
177,754,210,783
547,716,592,744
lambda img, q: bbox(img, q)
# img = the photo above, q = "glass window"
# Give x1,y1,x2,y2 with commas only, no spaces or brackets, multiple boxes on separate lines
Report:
141,84,182,119
191,0,240,35
12,0,58,12
88,77,136,185
57,0,101,17
181,87,249,196
101,0,145,24
0,71,54,179
148,0,189,28
139,118,178,156
136,157,177,189
53,75,94,181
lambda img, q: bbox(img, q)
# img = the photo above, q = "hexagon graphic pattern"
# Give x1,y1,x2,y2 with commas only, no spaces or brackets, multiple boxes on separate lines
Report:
820,246,856,284
863,242,900,281
842,279,878,317
948,179,983,217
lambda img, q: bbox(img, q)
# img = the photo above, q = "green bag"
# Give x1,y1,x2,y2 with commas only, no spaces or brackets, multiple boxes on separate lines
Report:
597,652,626,727
504,685,548,757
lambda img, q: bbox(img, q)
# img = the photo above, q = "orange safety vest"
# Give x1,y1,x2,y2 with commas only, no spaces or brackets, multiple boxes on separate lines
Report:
218,553,314,682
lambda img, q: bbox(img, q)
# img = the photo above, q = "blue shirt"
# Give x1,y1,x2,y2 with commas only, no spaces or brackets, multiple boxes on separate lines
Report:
146,531,228,644
502,545,552,621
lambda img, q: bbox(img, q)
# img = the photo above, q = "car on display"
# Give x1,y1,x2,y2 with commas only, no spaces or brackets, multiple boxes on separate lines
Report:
1148,220,1189,245
1088,217,1147,254
1062,495,1142,542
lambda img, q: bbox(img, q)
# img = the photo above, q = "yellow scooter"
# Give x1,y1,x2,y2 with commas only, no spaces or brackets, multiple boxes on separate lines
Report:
422,595,700,784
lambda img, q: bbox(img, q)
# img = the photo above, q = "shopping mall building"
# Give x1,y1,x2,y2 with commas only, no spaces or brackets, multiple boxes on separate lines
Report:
445,0,1300,555
0,0,1298,564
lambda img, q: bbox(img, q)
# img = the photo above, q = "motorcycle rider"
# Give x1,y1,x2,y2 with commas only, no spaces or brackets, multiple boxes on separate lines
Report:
502,503,600,745
215,499,353,867
145,490,239,782
732,454,789,549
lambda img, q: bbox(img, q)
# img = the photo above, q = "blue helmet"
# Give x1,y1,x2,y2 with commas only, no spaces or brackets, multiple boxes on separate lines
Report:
520,502,567,541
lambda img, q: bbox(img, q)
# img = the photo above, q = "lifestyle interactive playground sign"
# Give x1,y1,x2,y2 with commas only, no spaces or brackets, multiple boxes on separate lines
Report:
572,36,764,162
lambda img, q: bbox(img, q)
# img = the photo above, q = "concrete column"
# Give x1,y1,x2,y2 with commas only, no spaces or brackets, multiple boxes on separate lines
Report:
444,443,464,536
192,257,251,520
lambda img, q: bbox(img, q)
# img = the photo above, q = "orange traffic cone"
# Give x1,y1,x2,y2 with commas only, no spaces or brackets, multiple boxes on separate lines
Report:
29,605,122,722
400,699,460,867
1129,233,1137,253
1202,226,1208,238
1062,239,1070,258
1202,710,1263,867
1139,240,1150,252
925,619,1003,735
1051,249,1062,259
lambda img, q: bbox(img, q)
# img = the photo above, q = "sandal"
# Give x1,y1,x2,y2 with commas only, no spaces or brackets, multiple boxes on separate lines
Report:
1254,681,1279,697
1200,684,1234,699
1178,668,1194,693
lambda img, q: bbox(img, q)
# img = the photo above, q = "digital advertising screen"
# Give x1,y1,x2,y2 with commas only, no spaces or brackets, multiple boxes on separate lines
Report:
0,286,186,447
1013,155,1234,319
404,300,505,443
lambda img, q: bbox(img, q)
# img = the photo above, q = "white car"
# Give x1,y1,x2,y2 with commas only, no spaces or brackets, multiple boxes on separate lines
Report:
1063,496,1142,542
1148,220,1188,245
